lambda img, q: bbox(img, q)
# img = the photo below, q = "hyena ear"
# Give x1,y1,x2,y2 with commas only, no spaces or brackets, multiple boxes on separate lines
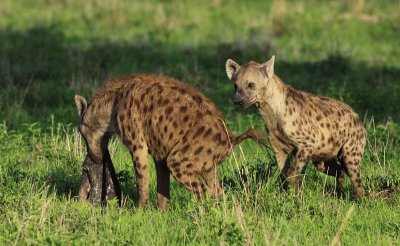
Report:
74,95,87,117
226,59,241,80
260,55,275,78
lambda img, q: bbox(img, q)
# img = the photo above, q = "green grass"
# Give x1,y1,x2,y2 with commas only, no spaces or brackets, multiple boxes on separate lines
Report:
1,0,400,244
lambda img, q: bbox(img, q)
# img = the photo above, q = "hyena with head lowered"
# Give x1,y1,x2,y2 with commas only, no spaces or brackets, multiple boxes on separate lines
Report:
75,74,264,208
225,56,366,199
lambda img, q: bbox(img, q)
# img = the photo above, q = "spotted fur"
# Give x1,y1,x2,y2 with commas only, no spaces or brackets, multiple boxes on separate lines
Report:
226,56,366,199
75,74,265,208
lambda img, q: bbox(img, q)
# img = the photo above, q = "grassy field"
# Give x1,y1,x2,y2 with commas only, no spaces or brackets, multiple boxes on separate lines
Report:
1,0,400,244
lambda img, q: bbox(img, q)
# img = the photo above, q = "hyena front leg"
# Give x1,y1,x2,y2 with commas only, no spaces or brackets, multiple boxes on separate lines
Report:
269,134,293,189
123,132,150,208
288,148,311,194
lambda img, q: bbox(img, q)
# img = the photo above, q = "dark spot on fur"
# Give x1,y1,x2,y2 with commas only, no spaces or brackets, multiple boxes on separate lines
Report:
180,106,188,113
191,95,203,104
171,162,180,168
204,128,212,138
193,126,205,139
126,139,132,146
213,133,222,142
196,111,203,118
194,146,204,155
181,144,190,154
165,106,173,114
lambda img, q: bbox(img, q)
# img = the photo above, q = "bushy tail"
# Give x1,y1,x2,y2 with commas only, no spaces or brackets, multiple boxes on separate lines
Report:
231,129,268,146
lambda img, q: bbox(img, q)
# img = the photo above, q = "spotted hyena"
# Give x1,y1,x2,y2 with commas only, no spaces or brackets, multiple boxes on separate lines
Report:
225,56,366,199
75,74,264,208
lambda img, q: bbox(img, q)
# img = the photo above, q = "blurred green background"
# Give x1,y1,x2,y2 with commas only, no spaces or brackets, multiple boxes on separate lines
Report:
1,0,399,128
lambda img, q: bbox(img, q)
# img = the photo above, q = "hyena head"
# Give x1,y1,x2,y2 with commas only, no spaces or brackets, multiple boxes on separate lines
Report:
225,55,275,109
74,95,103,165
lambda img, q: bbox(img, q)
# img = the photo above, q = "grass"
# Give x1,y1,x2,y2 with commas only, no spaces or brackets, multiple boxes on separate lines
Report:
0,0,399,245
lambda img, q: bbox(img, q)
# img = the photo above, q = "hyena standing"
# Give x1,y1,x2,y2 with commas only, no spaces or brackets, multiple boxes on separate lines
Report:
75,74,264,208
225,56,366,199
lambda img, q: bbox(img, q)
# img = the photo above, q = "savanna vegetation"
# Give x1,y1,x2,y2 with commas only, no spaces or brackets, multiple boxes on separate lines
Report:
0,0,399,244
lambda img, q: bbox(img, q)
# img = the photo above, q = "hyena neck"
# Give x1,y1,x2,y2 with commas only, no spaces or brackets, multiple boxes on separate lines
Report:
88,85,126,135
258,75,288,121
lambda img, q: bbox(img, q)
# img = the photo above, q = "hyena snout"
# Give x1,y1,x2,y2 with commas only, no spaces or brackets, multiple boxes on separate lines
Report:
234,89,246,107
234,96,244,107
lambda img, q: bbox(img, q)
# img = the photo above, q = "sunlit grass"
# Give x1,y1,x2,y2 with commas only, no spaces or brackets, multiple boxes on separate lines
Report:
1,0,399,244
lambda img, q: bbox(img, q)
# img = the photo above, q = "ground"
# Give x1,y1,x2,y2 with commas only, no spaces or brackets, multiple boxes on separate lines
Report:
0,0,399,244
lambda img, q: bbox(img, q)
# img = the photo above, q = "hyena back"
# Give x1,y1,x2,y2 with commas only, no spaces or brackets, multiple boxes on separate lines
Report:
225,56,366,199
75,74,264,208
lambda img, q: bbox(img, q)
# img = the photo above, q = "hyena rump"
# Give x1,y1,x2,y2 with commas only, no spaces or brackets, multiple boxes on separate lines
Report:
225,56,366,199
75,74,264,208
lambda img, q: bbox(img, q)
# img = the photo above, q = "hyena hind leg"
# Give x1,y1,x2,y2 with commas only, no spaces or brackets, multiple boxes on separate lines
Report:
201,166,222,198
341,141,364,200
313,158,345,192
167,157,207,198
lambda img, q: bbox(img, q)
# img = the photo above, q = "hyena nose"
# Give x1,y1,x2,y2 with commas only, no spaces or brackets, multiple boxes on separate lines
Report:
234,98,244,106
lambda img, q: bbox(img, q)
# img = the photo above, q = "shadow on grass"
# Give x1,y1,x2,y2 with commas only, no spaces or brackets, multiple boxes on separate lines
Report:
1,25,400,128
222,158,277,191
43,167,139,201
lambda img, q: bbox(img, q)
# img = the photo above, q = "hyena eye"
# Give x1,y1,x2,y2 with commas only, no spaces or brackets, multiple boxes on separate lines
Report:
248,82,255,89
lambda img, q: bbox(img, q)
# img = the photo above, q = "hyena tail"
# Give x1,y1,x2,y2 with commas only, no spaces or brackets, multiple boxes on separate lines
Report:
231,129,268,146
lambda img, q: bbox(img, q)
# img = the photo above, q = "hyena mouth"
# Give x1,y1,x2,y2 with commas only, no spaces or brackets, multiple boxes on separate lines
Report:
249,97,258,108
